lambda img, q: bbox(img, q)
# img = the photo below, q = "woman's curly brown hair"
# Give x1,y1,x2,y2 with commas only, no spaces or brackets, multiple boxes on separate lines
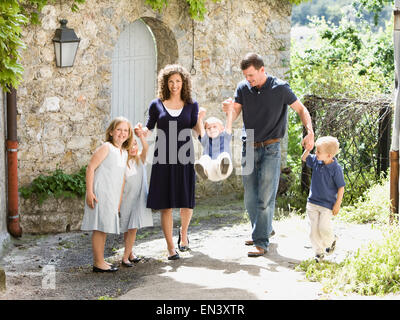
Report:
158,64,193,104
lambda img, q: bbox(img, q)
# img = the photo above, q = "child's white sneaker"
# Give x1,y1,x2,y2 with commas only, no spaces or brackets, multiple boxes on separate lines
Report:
195,163,208,180
220,157,230,175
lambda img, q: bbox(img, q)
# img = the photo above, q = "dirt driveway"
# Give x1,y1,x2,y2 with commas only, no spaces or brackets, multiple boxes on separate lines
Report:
0,199,395,301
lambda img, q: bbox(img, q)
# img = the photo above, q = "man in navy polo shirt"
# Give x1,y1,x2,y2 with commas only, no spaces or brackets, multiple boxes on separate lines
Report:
223,53,315,257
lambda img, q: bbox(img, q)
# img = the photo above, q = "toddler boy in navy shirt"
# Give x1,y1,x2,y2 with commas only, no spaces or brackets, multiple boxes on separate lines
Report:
301,136,345,262
195,105,233,181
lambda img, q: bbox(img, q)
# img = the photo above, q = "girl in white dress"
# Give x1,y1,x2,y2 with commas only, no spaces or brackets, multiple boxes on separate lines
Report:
81,117,133,273
119,123,153,267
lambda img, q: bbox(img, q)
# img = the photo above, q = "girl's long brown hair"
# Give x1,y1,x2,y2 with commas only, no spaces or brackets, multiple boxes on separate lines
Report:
158,64,193,104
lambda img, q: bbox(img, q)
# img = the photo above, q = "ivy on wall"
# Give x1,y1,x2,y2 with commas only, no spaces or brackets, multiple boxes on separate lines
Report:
0,1,27,91
145,0,312,20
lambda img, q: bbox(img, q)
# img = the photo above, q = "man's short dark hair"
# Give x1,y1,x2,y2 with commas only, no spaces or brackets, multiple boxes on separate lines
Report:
240,53,264,71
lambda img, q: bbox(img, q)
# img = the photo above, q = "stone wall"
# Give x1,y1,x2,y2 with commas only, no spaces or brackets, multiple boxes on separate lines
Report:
0,92,10,250
17,0,293,233
19,197,83,234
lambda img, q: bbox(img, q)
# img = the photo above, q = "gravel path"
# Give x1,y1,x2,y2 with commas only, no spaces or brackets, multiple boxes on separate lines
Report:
0,200,394,300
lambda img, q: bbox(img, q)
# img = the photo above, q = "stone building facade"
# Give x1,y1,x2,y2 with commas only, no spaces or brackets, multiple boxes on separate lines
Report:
17,0,293,233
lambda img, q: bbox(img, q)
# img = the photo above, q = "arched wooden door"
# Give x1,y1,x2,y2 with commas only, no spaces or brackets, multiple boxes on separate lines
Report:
111,19,156,127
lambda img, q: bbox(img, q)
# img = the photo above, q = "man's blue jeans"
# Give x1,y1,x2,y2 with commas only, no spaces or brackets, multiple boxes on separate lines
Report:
242,142,281,251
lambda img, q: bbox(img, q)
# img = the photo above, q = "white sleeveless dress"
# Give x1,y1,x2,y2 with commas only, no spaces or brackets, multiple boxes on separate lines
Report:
119,159,153,233
81,142,127,234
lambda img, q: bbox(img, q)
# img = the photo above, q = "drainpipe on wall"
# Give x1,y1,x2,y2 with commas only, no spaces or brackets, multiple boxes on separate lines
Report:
390,1,400,223
6,86,22,237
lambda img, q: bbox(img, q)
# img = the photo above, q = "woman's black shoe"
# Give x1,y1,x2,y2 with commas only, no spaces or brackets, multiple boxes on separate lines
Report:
168,251,180,260
128,256,142,263
178,227,190,252
121,260,134,267
93,265,118,273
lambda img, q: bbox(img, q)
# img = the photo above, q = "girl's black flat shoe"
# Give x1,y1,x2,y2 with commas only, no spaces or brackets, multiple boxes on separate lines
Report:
167,251,180,260
93,265,118,273
121,260,134,267
128,256,142,263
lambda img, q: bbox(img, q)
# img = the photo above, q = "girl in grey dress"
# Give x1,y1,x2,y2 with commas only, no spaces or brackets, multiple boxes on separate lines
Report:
119,124,153,267
81,117,133,273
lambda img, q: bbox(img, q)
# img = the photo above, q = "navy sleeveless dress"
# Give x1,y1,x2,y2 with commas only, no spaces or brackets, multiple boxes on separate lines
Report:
146,98,198,210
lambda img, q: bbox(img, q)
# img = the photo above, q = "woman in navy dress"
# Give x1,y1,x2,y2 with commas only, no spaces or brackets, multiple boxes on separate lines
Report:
141,64,201,260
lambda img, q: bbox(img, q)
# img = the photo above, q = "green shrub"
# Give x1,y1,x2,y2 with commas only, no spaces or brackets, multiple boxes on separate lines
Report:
276,180,308,215
338,177,390,224
19,166,87,205
290,16,394,99
340,229,400,295
296,226,400,296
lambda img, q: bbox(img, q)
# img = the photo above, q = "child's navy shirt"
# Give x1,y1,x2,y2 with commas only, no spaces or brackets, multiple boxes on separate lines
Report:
306,154,346,210
199,131,232,160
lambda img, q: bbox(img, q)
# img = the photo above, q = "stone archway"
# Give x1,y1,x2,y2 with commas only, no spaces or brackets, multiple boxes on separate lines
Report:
141,17,179,74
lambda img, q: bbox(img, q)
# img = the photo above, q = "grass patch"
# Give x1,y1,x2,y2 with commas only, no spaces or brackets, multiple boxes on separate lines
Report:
136,230,160,240
194,197,248,226
97,295,114,300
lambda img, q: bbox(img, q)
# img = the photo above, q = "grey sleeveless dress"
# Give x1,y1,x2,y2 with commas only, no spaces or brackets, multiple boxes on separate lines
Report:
81,142,127,234
119,159,153,233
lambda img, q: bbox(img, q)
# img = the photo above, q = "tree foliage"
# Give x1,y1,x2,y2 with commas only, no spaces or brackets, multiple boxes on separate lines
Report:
355,0,394,25
293,0,351,26
290,17,394,99
292,0,393,28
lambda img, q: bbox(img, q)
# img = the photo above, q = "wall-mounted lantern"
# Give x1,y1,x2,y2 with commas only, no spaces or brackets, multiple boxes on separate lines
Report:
52,19,80,68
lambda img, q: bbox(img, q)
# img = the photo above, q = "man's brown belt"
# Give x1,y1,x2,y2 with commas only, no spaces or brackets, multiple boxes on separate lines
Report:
253,138,280,148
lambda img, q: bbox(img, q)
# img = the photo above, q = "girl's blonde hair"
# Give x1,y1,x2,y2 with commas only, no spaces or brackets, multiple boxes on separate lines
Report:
315,136,340,156
127,138,140,168
105,117,133,150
